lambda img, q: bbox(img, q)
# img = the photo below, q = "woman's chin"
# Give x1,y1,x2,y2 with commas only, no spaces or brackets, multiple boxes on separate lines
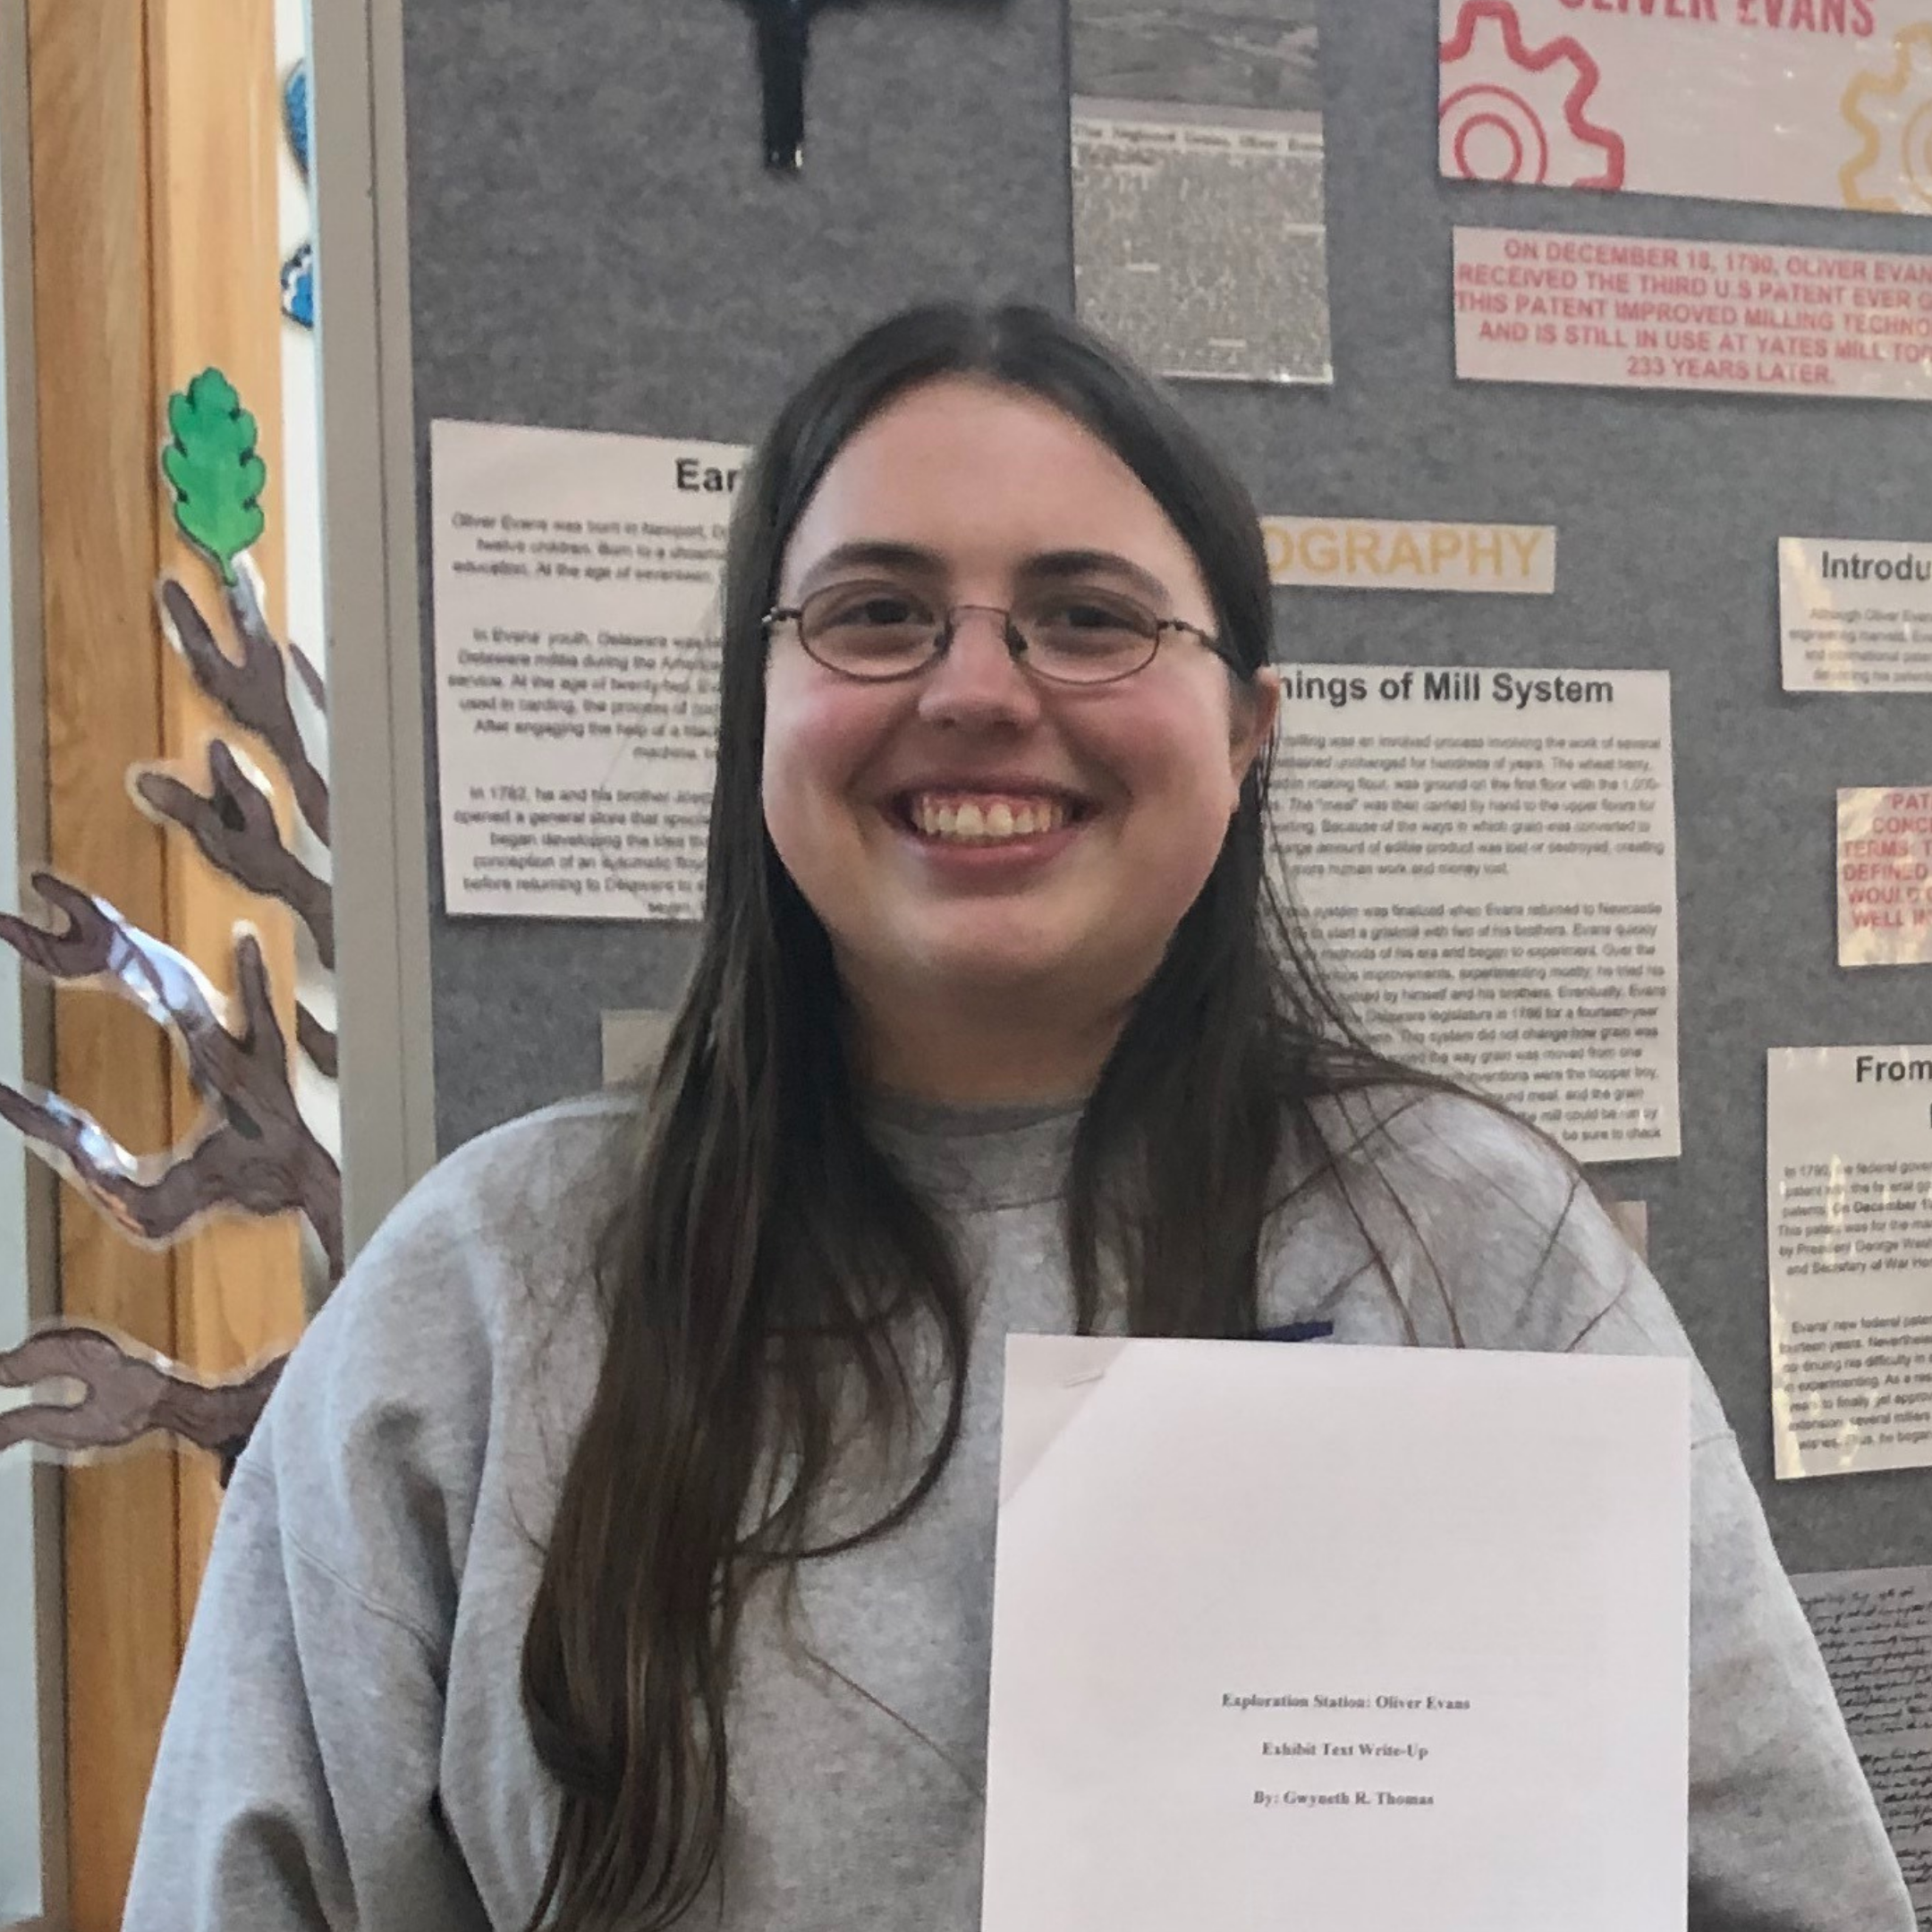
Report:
834,905,1159,1029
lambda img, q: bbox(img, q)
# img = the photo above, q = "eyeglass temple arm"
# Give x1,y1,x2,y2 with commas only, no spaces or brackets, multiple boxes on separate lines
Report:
1155,616,1242,668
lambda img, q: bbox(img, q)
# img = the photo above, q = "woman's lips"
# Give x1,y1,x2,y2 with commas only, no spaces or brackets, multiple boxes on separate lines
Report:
884,788,1090,871
901,790,1077,843
903,788,1073,842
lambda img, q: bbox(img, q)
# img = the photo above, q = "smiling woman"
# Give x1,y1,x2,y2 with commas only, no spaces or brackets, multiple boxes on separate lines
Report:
759,374,1277,1105
125,305,1911,1932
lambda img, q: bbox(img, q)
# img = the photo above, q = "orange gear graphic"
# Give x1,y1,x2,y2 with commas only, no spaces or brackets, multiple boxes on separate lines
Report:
1439,0,1624,191
1842,23,1932,214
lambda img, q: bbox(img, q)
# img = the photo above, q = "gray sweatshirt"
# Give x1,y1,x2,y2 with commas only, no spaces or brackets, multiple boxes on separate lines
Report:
124,1089,1912,1930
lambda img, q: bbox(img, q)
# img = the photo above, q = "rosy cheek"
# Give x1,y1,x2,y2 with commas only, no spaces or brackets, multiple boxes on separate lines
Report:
762,676,901,826
1080,688,1231,801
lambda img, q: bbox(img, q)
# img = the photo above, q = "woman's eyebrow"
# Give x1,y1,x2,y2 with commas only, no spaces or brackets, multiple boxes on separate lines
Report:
792,540,944,594
1021,549,1171,605
790,542,1173,605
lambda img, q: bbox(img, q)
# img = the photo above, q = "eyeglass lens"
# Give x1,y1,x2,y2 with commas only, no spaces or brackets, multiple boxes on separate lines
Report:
798,584,1163,682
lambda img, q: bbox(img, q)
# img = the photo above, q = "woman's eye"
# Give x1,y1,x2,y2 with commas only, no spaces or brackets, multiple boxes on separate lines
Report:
822,590,928,630
1057,602,1129,630
1035,595,1146,635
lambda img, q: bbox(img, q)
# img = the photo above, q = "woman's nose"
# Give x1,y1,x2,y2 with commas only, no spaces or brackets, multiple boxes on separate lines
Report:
915,607,1043,732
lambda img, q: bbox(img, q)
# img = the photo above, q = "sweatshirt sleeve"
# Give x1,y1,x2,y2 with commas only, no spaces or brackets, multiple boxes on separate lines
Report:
115,1098,638,1928
122,1458,490,1932
1292,1092,1915,1931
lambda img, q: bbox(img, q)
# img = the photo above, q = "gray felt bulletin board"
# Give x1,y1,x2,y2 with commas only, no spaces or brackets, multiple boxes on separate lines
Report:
402,1,1932,1567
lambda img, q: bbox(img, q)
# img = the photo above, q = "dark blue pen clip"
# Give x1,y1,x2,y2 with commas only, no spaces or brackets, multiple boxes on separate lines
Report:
749,0,815,172
1252,1320,1335,1343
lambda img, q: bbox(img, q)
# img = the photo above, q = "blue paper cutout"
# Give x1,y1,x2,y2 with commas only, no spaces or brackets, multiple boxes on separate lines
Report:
284,62,310,181
280,242,315,330
280,61,316,332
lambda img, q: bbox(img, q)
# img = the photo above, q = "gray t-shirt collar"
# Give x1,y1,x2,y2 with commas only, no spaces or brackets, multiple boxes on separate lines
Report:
863,1090,1081,1212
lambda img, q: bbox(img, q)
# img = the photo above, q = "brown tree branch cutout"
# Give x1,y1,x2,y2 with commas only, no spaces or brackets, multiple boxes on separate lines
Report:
0,873,343,1276
131,738,335,969
157,571,331,843
0,1324,285,1479
297,1004,339,1079
0,392,343,1472
288,638,327,716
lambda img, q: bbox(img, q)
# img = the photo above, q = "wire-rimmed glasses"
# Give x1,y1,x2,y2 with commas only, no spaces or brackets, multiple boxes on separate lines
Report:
762,580,1233,686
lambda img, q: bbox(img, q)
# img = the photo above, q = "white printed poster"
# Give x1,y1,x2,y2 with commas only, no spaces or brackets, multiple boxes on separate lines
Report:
430,419,747,921
1070,0,1331,384
1260,518,1556,594
1782,536,1932,691
1839,788,1932,967
1453,226,1932,401
1767,1046,1932,1479
1793,1563,1932,1922
1439,0,1932,216
1270,665,1680,1162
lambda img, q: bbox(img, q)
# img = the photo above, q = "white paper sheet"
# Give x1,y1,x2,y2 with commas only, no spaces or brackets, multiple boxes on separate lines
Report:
1439,0,1932,217
1454,226,1932,401
982,1335,1690,1932
1838,788,1932,967
1782,537,1932,691
1793,1563,1932,1924
429,419,748,921
1269,664,1680,1161
1261,516,1556,594
1767,1047,1932,1479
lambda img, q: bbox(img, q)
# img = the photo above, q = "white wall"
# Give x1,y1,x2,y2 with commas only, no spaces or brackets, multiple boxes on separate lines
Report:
278,0,325,682
277,0,339,1188
0,11,47,1908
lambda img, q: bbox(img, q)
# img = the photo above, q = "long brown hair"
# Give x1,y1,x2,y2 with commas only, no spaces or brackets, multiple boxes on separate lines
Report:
519,304,1421,1928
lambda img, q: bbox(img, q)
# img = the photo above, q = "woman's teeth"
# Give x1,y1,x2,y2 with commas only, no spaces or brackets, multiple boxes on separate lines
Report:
909,794,1071,842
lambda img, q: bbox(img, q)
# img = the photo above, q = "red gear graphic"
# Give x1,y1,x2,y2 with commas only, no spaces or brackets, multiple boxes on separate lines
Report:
1841,24,1932,214
1440,0,1626,191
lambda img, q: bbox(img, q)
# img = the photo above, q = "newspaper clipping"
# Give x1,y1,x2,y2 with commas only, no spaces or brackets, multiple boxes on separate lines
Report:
1793,1564,1932,1925
1070,0,1330,384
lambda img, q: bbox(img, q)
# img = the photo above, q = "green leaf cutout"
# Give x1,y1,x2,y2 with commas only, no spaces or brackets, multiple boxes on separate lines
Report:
161,369,267,585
